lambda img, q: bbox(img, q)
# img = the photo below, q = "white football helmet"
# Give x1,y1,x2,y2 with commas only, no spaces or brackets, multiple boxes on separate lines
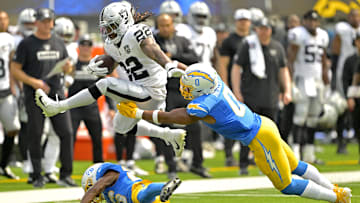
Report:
180,63,218,100
187,1,211,32
327,91,347,115
317,104,338,129
81,163,104,202
99,2,135,44
160,0,183,24
54,17,75,43
18,8,36,37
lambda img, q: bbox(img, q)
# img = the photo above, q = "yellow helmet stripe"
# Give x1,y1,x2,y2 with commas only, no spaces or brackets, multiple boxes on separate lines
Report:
187,71,214,83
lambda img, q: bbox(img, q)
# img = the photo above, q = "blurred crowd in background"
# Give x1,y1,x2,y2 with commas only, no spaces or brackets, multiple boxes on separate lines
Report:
0,0,359,189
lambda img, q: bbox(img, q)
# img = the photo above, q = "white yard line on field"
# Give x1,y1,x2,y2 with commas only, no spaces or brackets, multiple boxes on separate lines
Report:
1,170,359,203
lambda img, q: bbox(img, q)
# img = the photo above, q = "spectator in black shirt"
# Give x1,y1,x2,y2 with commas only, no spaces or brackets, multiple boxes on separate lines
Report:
11,8,76,188
344,32,360,160
219,9,252,87
218,9,252,168
69,35,103,163
232,18,292,175
155,14,211,178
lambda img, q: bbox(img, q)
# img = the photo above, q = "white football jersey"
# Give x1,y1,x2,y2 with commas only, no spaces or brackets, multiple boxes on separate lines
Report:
335,22,360,93
66,42,78,64
0,32,15,91
104,24,167,97
288,26,329,80
176,24,216,64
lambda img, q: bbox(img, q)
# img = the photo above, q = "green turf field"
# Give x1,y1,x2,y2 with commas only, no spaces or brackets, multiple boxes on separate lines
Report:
1,143,359,202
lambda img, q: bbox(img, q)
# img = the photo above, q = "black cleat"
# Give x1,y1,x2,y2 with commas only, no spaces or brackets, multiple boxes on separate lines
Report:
160,177,182,202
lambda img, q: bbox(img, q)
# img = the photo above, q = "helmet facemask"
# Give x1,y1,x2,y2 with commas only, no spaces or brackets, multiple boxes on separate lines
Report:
99,2,134,44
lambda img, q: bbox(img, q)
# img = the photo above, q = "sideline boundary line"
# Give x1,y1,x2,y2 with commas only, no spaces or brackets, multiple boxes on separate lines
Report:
1,170,359,203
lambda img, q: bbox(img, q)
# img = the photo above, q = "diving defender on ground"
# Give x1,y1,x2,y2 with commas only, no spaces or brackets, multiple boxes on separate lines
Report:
81,162,181,203
117,63,352,203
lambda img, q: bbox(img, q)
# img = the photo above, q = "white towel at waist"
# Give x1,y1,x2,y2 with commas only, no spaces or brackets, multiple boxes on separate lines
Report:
246,34,266,79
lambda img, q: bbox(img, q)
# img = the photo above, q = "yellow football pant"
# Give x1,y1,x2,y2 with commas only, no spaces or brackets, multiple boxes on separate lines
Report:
249,116,299,191
131,180,170,203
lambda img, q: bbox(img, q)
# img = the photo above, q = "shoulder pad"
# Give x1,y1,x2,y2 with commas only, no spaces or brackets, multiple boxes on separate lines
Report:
128,24,153,44
186,101,209,118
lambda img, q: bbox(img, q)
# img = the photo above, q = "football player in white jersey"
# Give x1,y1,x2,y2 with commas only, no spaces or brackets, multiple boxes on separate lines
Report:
35,2,187,157
176,1,218,66
287,10,329,163
0,10,21,180
331,9,360,154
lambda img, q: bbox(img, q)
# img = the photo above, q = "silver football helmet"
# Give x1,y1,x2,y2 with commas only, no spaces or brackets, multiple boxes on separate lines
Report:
99,2,135,44
327,91,348,115
18,8,36,37
160,0,183,24
54,17,75,43
187,1,211,32
180,63,218,100
317,103,338,129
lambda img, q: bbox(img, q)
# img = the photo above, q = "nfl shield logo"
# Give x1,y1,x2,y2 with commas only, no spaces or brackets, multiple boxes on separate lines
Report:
124,45,131,54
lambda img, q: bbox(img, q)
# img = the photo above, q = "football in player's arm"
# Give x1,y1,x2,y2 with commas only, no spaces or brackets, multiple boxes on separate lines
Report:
117,63,352,203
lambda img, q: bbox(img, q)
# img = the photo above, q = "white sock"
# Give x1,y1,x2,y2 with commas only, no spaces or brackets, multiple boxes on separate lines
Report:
302,163,334,189
136,120,167,139
303,144,316,163
292,144,301,160
301,180,337,202
60,89,96,110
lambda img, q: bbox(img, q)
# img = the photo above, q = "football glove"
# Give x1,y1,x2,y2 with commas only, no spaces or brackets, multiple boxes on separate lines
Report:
116,101,144,119
165,60,185,78
87,55,108,77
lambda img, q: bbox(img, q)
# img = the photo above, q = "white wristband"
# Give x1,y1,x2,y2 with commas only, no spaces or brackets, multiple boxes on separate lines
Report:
152,110,160,124
165,60,178,72
347,86,357,98
135,109,144,119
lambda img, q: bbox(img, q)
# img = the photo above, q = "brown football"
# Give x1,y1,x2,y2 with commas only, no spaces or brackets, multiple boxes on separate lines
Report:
95,54,116,74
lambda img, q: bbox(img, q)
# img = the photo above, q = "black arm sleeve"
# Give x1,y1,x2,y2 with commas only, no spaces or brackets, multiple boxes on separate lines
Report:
171,37,199,65
105,96,116,110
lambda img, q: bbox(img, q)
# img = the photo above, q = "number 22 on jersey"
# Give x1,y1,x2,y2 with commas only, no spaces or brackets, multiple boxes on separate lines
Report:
223,88,246,117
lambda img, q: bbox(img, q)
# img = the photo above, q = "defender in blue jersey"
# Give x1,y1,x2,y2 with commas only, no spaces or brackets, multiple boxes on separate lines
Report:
81,162,181,203
117,63,352,203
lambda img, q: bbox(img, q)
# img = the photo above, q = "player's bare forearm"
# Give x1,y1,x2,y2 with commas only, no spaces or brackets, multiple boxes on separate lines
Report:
331,34,341,55
279,67,292,94
287,44,299,76
141,37,171,67
322,50,330,85
142,108,199,125
81,171,119,203
352,73,360,86
219,56,230,85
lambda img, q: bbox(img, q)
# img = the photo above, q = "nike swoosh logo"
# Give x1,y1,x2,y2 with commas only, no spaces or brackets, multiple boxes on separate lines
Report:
175,142,180,150
38,96,45,106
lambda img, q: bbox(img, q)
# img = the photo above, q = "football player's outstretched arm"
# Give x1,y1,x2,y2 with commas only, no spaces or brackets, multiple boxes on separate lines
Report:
81,170,119,203
140,37,187,70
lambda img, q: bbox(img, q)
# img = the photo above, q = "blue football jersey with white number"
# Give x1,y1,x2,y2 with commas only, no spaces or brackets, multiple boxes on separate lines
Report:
186,77,262,146
96,163,141,203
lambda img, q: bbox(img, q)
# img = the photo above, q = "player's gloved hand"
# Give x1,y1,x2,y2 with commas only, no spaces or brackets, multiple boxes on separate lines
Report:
87,55,108,77
117,101,144,119
165,60,185,78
